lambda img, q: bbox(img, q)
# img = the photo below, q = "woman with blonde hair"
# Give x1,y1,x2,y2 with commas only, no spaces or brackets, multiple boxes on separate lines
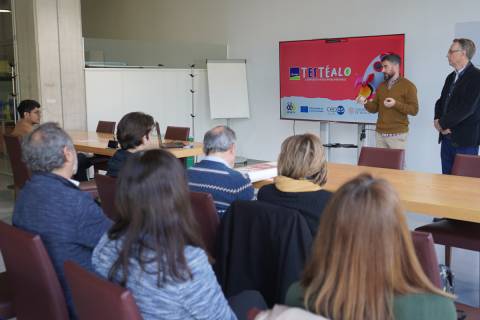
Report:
257,133,331,234
285,174,456,320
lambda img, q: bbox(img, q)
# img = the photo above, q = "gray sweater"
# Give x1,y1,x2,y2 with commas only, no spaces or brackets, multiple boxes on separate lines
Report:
92,234,237,320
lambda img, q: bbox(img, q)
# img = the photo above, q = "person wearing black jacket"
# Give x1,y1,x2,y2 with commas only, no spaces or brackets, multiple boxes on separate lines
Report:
107,112,154,177
434,38,480,174
258,133,331,236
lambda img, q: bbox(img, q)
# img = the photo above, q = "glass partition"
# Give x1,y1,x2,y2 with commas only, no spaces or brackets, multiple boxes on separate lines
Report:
84,37,227,69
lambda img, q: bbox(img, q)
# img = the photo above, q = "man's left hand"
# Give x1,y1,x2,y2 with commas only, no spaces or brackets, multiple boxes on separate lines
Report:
384,98,396,108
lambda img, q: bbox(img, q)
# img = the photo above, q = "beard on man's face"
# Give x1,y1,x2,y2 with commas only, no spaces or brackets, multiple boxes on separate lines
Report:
384,71,394,81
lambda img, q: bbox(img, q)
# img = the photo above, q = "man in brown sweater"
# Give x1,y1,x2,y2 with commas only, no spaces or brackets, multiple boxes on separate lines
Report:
11,99,92,181
356,53,418,149
11,99,41,137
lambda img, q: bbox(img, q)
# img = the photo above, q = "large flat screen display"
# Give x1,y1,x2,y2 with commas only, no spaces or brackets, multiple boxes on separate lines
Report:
279,34,405,124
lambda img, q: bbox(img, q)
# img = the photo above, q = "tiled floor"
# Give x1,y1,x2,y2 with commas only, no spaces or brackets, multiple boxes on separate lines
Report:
0,154,478,309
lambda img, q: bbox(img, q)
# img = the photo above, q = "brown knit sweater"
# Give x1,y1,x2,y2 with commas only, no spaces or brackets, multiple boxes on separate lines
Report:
365,77,418,134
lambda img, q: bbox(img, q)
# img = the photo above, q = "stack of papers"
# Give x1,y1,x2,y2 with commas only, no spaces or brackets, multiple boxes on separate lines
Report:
236,162,277,182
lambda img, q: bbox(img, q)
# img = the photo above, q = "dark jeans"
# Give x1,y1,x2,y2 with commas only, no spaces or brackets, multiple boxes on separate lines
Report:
228,290,267,320
440,137,479,174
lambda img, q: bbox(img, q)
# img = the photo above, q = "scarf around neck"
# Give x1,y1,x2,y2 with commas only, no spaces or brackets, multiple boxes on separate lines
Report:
274,175,322,192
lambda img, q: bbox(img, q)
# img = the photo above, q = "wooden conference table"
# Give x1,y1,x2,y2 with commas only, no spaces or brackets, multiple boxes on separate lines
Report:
255,163,480,223
68,130,204,158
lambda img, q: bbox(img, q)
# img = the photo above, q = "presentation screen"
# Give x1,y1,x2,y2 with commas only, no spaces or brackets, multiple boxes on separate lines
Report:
279,34,405,124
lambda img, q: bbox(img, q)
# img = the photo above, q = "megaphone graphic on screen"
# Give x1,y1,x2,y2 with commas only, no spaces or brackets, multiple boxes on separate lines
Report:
355,53,387,99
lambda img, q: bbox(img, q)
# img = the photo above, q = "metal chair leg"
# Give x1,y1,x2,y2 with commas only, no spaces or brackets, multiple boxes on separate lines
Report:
445,245,452,267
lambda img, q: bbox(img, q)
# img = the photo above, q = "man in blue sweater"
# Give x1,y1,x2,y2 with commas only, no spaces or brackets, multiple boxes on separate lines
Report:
187,125,254,217
13,122,112,319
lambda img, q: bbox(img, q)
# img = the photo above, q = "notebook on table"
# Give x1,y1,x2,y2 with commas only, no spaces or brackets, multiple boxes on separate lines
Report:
236,162,277,182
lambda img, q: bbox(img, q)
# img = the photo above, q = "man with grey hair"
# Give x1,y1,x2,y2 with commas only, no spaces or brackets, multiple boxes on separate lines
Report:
13,122,112,319
187,125,254,217
434,38,480,174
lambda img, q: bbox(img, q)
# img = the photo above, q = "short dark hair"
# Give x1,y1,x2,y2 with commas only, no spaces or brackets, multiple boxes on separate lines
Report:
453,38,476,60
108,149,204,287
116,112,154,150
17,99,40,118
381,53,401,66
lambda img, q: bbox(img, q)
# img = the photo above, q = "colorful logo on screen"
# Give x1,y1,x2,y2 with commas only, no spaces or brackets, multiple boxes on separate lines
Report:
290,66,351,81
289,67,300,80
286,102,297,113
326,106,345,115
354,53,388,99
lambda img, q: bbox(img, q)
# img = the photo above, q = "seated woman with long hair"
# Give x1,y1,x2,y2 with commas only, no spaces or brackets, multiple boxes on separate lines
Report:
93,149,237,320
285,174,456,320
257,133,331,235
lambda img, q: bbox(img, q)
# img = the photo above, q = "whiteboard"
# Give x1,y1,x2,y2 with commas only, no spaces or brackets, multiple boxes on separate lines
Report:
84,68,223,141
207,60,250,119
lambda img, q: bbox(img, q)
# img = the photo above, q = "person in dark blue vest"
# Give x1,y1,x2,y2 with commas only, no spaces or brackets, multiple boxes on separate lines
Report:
434,38,480,174
13,122,112,319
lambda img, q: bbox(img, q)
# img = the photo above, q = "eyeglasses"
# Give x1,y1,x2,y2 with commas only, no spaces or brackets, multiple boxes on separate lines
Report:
447,49,463,55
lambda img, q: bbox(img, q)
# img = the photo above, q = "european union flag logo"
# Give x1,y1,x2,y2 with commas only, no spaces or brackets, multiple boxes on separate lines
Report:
289,67,300,80
300,106,308,113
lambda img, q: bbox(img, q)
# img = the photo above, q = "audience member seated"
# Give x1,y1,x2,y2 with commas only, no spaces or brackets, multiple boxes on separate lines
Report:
93,149,238,320
106,111,154,177
11,99,41,137
11,99,92,181
13,122,112,319
285,174,456,320
187,125,254,217
257,134,331,235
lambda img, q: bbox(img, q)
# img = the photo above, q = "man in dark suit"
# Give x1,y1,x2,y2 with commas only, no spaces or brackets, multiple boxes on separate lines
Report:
434,38,480,174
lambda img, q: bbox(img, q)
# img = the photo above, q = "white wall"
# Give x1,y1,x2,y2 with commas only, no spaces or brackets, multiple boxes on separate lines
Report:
81,0,227,45
85,68,223,141
81,0,228,68
225,0,480,172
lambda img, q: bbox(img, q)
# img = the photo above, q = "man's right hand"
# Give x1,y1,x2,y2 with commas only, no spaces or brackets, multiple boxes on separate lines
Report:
355,95,367,105
434,119,451,135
